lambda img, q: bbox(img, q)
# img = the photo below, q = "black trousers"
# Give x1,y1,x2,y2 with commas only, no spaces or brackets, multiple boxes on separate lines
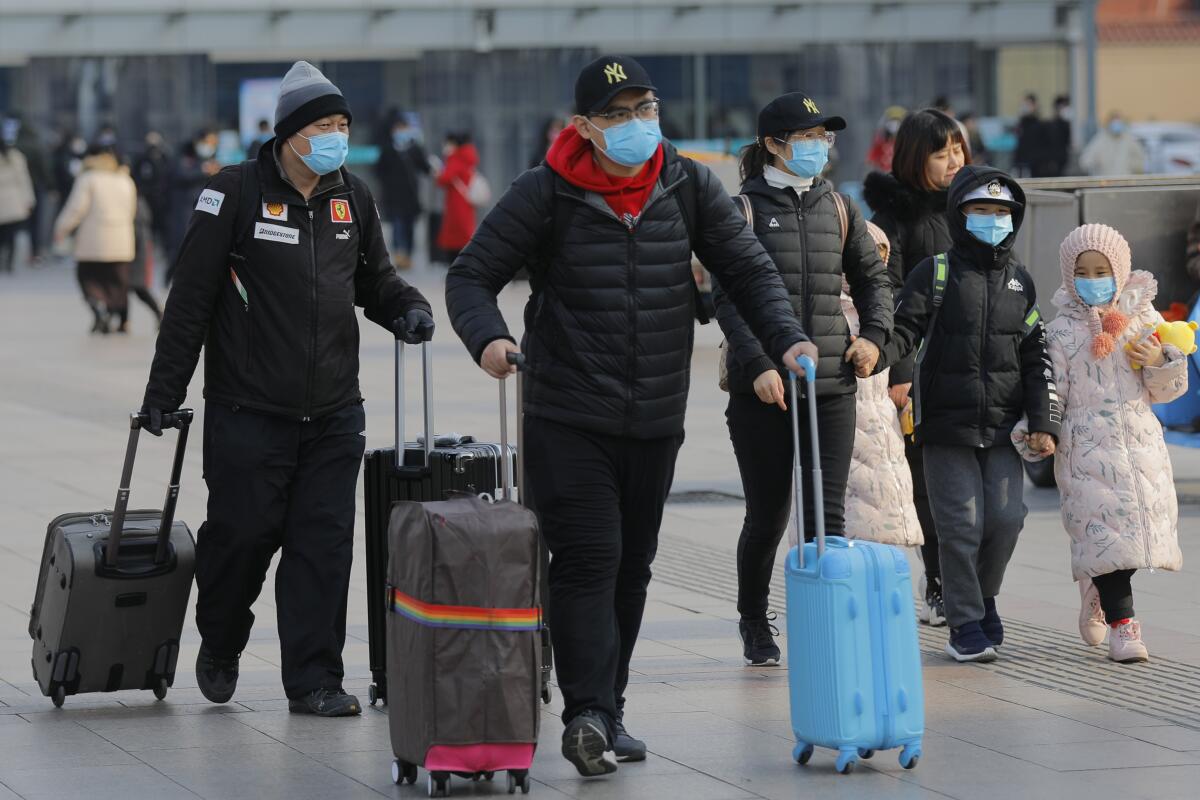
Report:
726,390,856,620
197,401,366,698
1092,569,1137,622
906,442,941,582
523,416,682,737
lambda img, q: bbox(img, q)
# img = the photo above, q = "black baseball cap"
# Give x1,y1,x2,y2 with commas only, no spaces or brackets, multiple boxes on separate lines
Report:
575,55,657,116
757,92,846,139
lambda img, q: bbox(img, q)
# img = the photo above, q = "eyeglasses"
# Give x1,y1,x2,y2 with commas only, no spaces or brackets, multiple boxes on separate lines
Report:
589,100,662,125
775,131,837,147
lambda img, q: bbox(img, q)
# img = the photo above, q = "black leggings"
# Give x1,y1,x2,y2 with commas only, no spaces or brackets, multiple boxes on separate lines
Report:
1091,569,1136,622
727,390,855,620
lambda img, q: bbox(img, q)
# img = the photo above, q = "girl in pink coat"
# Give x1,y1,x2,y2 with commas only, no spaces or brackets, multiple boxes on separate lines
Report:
1016,223,1187,663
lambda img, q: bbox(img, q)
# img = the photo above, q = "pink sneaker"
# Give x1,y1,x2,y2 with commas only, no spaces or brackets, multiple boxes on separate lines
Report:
1108,619,1149,663
1078,580,1107,646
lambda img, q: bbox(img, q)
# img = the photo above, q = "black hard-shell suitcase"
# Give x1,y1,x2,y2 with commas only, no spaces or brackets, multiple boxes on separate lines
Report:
29,410,196,707
363,343,551,706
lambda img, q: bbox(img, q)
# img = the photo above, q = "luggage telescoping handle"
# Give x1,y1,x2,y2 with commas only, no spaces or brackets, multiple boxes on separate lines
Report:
498,351,526,501
788,356,824,569
394,341,435,472
105,409,194,568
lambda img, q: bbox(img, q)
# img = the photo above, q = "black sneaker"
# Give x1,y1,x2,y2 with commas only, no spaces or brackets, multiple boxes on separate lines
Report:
739,614,781,666
945,621,998,663
561,711,617,777
288,687,362,717
195,645,240,704
920,575,947,627
982,596,1004,647
612,715,646,762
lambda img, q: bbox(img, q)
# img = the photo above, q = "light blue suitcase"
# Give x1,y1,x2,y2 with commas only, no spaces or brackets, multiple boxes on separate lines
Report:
783,359,924,774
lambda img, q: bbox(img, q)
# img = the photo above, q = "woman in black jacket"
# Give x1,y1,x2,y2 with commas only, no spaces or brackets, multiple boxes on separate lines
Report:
862,108,966,629
713,93,893,666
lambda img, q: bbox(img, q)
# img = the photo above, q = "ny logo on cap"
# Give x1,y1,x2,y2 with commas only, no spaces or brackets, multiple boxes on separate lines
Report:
987,181,1003,197
803,98,820,114
604,62,628,85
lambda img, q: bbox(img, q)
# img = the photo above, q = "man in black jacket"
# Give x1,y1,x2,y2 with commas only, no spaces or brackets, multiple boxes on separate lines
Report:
446,55,813,777
141,61,434,717
884,165,1059,663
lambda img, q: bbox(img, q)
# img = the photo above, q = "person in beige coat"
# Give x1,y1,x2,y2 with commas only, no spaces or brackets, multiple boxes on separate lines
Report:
1015,223,1187,664
0,141,35,273
54,146,138,333
839,222,923,547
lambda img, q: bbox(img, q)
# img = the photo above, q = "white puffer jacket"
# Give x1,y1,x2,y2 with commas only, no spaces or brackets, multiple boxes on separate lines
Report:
53,153,137,263
841,292,923,546
1016,271,1186,580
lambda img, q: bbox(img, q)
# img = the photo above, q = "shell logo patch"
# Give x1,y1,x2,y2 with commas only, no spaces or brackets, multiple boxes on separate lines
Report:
330,199,353,224
262,202,287,222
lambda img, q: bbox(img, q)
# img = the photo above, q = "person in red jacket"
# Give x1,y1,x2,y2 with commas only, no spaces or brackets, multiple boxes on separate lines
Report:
435,132,479,262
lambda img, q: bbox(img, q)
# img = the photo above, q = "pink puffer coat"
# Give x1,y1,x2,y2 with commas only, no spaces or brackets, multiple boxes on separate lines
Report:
840,292,923,547
1017,270,1186,580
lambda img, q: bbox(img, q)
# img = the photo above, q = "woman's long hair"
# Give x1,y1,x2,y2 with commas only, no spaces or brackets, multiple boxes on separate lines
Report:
891,108,970,191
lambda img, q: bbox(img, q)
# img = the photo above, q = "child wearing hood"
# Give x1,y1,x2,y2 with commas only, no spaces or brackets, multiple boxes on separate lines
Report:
884,166,1060,663
840,222,923,548
1015,224,1186,663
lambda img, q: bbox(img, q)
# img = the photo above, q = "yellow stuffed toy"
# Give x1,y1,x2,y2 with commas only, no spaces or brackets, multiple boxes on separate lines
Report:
1128,320,1199,369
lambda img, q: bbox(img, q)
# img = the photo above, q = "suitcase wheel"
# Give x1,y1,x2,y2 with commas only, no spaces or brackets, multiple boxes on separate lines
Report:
153,678,168,701
857,748,875,760
506,769,530,794
836,749,857,775
792,742,813,766
51,686,65,709
541,684,552,705
391,760,417,785
900,744,921,770
427,770,450,797
368,683,385,706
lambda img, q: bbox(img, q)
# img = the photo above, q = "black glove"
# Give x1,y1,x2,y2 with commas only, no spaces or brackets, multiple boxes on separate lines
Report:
393,309,435,344
140,406,165,437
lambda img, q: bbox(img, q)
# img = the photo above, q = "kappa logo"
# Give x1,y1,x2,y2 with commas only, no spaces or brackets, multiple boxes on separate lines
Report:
330,198,353,224
335,229,351,240
1007,277,1025,293
803,98,820,114
262,201,287,222
603,62,627,85
768,217,781,229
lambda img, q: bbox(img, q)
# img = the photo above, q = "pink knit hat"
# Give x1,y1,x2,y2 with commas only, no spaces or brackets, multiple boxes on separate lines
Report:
1059,223,1133,359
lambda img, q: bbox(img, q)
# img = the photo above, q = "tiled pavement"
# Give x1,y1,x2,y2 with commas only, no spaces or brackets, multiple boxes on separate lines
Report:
1,262,1198,799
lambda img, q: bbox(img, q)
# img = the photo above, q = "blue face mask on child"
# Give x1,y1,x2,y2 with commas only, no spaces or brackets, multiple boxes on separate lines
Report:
1074,276,1117,306
781,138,830,178
964,213,1014,247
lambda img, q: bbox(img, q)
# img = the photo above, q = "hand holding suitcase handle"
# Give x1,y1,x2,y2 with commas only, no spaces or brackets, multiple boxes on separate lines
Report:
106,409,194,568
788,356,825,569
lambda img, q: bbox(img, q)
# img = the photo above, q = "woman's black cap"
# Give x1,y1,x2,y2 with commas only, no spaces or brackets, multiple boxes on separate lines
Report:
757,93,846,139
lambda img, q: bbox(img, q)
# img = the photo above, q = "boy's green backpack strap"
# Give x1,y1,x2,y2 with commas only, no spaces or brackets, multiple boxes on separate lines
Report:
931,252,949,308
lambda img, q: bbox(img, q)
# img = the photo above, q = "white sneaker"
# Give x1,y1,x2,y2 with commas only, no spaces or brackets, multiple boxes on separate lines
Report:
1078,580,1107,646
919,574,946,627
1108,619,1149,663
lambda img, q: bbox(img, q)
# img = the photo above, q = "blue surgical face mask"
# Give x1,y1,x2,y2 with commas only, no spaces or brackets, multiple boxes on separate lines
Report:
290,131,349,175
964,212,1014,247
1108,120,1126,136
781,138,830,178
592,118,662,167
1074,276,1117,306
392,130,414,149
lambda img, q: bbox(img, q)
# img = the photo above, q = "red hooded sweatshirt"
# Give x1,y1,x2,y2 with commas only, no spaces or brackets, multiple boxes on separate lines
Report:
545,127,663,228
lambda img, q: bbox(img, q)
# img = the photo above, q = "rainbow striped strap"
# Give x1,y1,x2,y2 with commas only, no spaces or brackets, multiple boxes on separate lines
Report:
389,588,541,632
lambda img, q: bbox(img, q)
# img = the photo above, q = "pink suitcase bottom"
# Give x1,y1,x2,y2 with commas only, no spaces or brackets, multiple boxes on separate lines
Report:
424,743,536,773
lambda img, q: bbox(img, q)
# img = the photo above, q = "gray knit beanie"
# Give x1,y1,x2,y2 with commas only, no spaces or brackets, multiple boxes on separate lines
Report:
274,61,353,141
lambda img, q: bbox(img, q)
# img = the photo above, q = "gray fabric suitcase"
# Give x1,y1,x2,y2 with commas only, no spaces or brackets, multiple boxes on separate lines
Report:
29,410,196,707
387,355,541,796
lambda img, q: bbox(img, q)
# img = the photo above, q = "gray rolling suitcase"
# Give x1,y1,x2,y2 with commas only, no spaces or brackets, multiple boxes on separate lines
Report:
29,410,196,707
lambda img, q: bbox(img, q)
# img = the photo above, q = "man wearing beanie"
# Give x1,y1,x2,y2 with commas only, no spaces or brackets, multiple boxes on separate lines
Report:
141,61,435,717
447,55,815,776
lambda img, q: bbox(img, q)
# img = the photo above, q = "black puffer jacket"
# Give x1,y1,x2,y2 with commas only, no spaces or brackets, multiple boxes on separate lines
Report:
883,166,1061,448
714,176,893,396
446,144,806,439
144,143,431,420
862,171,953,385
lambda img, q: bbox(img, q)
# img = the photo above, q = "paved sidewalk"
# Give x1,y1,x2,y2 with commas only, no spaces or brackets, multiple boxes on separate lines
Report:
1,263,1198,800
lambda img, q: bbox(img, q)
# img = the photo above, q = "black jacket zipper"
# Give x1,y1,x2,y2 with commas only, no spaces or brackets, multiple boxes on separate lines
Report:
977,254,995,447
304,207,317,421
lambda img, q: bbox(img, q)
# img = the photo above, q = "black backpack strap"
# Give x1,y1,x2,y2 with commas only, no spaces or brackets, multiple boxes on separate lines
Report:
912,252,950,431
230,160,260,254
673,154,709,323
